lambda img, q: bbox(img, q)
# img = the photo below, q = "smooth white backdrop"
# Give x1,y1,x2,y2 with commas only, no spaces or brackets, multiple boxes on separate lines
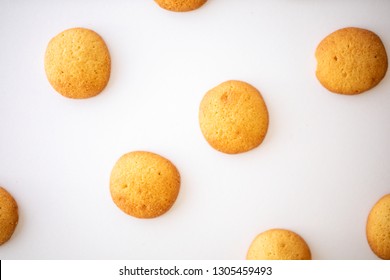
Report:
0,0,389,259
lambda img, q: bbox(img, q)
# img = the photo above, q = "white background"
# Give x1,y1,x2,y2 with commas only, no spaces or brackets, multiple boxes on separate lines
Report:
0,0,389,260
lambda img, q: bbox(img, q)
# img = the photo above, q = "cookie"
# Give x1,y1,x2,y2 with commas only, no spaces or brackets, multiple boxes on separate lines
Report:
315,27,388,95
0,187,19,245
110,151,180,219
199,80,269,154
366,194,390,259
154,0,207,12
44,27,111,99
246,228,311,260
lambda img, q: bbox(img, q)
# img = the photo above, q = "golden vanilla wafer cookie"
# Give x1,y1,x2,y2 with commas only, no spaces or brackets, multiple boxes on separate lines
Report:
0,187,19,245
366,194,390,259
154,0,207,12
315,27,388,95
199,80,269,154
45,27,111,99
247,228,311,260
110,151,180,219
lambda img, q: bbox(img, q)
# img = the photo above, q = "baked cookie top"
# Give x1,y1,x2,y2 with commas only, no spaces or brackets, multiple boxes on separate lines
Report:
154,0,207,12
0,187,19,245
315,27,388,95
366,194,390,259
199,80,269,154
44,27,111,99
110,151,180,219
247,228,311,260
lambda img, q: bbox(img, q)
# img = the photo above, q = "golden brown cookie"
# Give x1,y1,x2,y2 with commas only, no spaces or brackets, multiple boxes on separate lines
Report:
247,228,311,260
110,151,180,219
199,80,269,154
44,27,111,99
0,187,19,245
315,27,388,95
366,194,390,259
154,0,207,12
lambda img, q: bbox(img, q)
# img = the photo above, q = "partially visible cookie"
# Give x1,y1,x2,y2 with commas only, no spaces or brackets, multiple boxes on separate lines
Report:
315,27,388,95
199,80,269,154
0,187,19,245
44,27,111,99
154,0,207,12
366,194,390,259
246,228,311,260
110,151,180,219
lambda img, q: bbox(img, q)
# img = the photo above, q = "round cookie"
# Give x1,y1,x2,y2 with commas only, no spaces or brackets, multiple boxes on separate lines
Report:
44,27,111,99
0,187,19,245
366,194,390,259
110,151,180,219
315,27,388,95
246,229,311,260
199,80,269,154
154,0,207,12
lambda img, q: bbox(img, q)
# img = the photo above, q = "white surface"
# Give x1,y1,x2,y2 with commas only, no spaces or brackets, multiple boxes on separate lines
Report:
0,0,389,260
